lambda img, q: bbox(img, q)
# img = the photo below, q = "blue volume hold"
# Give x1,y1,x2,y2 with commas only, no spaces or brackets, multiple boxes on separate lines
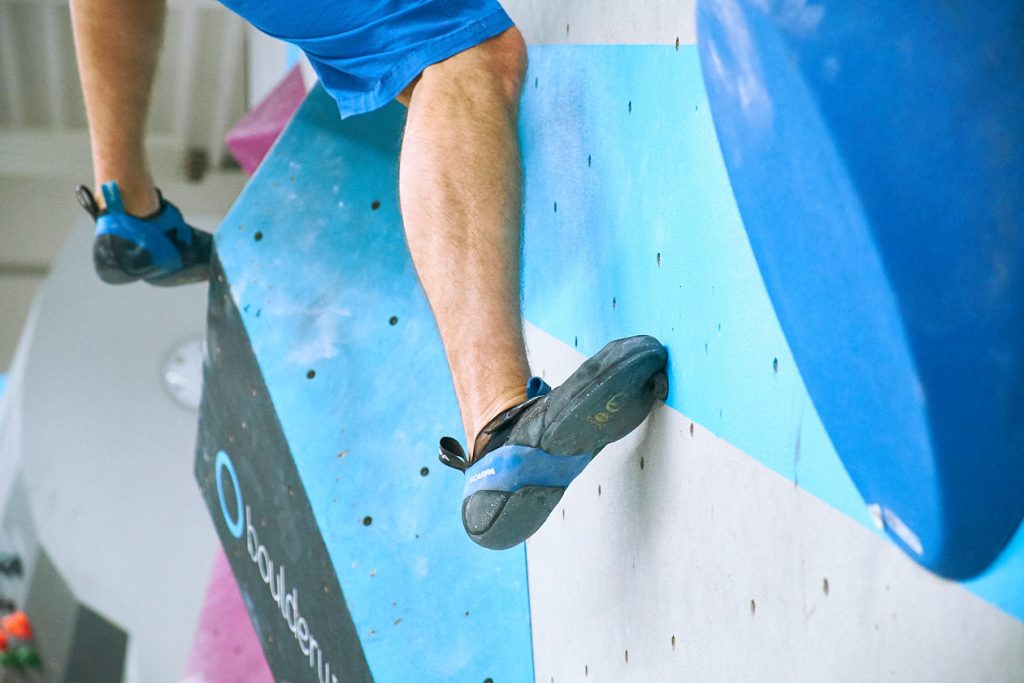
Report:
696,0,1024,578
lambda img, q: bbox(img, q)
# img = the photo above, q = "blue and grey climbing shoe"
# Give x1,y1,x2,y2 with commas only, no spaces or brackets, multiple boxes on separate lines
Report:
76,182,212,286
440,335,669,550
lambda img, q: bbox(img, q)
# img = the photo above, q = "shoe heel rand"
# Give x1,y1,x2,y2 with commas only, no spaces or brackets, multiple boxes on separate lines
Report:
463,444,594,498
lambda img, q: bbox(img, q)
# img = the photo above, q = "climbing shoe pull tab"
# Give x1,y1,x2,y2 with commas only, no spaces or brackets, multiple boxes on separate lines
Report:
526,376,552,399
439,436,470,472
100,181,125,214
75,185,101,221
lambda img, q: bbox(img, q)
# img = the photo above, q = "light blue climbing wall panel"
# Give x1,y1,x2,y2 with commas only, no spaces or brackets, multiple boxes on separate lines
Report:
517,44,1023,621
202,93,533,683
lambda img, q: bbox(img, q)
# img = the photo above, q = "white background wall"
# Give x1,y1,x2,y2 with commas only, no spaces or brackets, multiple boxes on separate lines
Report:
0,216,241,681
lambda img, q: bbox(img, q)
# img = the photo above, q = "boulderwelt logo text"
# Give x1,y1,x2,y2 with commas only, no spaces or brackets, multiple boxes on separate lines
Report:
216,450,340,683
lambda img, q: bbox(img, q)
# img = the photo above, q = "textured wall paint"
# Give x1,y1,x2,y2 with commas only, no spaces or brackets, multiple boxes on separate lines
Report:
504,0,697,45
210,92,534,682
524,324,1024,683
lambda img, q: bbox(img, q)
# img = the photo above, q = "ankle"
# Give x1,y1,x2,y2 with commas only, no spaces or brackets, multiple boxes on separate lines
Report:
466,386,528,451
95,175,160,216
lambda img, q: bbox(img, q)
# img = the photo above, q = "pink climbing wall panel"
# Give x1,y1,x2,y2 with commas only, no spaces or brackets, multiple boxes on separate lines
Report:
181,550,273,683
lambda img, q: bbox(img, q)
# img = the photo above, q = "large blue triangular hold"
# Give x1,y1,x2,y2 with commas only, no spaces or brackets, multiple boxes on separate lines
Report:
697,0,1024,578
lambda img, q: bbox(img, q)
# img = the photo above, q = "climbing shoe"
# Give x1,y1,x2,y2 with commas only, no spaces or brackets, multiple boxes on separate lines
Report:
76,181,212,286
440,335,669,550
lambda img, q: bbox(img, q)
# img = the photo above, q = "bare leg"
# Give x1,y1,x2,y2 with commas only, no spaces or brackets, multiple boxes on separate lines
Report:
399,29,531,452
71,0,163,214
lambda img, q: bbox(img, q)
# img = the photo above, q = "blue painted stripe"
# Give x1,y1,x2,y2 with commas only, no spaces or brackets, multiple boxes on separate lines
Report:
518,45,1023,621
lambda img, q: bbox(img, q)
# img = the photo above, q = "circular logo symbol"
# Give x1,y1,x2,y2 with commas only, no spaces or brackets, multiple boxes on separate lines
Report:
215,450,244,539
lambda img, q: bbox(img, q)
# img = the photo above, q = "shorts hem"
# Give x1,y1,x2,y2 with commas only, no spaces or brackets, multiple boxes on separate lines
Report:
324,8,515,118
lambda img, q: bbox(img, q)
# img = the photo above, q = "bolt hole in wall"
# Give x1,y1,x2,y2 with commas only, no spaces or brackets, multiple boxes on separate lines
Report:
254,230,263,241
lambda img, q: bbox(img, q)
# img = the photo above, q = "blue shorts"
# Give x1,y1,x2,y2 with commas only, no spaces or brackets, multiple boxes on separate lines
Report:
218,0,515,117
